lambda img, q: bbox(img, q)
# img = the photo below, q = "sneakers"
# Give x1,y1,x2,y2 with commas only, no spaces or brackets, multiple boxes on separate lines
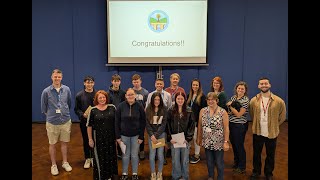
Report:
132,174,139,180
62,162,72,172
51,164,59,176
84,158,91,169
151,172,156,180
233,168,246,174
157,172,163,180
139,151,145,160
189,155,200,164
120,175,128,180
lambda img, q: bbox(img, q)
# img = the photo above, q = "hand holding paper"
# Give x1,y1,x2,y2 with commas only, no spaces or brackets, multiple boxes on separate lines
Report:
171,132,186,148
84,105,92,117
151,138,165,149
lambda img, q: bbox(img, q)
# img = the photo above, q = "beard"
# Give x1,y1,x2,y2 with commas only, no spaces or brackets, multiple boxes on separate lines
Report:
260,87,270,93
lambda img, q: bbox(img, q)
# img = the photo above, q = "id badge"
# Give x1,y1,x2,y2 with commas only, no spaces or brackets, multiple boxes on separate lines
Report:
56,109,61,114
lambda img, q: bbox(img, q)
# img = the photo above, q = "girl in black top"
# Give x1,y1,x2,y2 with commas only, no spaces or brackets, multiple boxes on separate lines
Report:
145,92,167,180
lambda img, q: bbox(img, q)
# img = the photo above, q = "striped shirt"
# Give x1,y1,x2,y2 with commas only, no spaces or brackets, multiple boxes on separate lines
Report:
228,95,249,124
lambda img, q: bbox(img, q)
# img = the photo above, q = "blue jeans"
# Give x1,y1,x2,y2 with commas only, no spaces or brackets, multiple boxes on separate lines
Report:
121,135,140,174
171,142,190,180
205,148,224,180
148,133,165,173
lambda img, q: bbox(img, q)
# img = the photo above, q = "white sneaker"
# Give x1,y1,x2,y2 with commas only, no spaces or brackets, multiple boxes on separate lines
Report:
90,158,94,166
51,164,59,175
62,162,72,172
84,158,91,169
157,172,163,180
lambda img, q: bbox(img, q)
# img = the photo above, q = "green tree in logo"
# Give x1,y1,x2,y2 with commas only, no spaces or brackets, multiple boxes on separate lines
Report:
156,14,161,22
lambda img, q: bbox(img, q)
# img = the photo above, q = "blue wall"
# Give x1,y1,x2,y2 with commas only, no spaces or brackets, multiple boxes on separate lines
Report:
32,0,288,122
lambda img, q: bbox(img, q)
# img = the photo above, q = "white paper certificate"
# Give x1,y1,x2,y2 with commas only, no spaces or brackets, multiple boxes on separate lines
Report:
171,132,186,148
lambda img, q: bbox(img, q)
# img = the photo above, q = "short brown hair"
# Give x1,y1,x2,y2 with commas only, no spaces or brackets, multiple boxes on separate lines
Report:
52,69,62,75
131,74,141,81
111,74,121,81
206,92,219,101
155,78,164,82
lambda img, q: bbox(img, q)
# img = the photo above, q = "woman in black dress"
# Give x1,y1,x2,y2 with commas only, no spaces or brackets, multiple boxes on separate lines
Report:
87,90,118,180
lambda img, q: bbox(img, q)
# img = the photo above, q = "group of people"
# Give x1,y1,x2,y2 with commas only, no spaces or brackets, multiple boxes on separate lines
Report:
41,69,287,180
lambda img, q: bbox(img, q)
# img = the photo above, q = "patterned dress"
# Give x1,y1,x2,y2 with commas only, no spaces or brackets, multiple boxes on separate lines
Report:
88,105,118,180
200,107,225,150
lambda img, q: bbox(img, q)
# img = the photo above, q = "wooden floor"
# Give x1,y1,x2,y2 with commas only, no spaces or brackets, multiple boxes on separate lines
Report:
32,122,288,180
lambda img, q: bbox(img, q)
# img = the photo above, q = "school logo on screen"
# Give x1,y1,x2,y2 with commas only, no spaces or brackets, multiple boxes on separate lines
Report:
148,10,169,33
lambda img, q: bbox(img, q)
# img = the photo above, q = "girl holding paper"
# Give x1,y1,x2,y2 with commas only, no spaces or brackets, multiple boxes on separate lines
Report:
167,91,195,180
145,92,167,180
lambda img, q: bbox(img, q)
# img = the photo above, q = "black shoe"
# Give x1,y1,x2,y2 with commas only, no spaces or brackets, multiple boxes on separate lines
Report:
120,175,128,180
250,172,260,180
265,175,273,180
233,168,245,174
132,175,139,180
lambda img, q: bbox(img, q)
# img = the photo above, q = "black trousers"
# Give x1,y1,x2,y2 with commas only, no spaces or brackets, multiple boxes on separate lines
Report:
80,119,93,159
252,134,277,176
229,122,248,170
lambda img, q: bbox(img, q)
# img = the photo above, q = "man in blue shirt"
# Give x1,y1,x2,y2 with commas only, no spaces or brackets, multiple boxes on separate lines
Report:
41,69,73,176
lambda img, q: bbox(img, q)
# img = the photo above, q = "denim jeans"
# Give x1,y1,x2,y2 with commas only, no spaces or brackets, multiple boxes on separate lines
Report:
121,135,140,174
205,148,224,180
148,132,165,173
171,142,190,180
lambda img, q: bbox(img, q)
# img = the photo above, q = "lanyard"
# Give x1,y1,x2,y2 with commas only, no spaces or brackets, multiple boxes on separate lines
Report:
261,98,271,116
207,106,218,120
190,94,197,107
171,86,179,101
57,89,62,109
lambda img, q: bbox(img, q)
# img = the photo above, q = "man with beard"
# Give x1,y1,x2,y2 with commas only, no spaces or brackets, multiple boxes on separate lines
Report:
249,77,286,180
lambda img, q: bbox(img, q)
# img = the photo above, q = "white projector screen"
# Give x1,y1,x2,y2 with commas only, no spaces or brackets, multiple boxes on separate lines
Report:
106,0,208,66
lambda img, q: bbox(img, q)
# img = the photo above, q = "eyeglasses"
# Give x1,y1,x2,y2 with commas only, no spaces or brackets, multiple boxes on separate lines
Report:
126,94,135,96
